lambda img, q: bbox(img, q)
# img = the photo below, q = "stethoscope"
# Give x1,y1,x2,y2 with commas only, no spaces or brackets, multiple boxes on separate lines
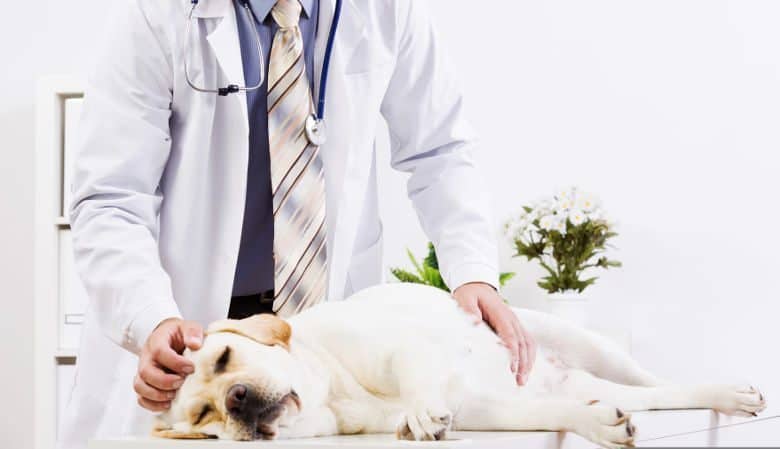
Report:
184,0,343,146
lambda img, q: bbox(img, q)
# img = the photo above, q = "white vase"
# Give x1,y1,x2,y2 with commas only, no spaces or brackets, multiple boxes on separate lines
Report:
547,290,589,327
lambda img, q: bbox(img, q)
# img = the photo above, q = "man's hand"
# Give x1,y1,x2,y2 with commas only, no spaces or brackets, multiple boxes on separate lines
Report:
452,282,537,385
134,318,203,411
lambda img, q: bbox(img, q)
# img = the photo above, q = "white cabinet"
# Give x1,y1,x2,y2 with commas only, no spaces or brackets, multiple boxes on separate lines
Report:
62,98,83,216
35,77,87,449
59,230,88,350
60,97,88,351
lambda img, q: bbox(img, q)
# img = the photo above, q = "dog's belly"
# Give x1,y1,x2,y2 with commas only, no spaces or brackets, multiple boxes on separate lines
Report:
448,330,566,403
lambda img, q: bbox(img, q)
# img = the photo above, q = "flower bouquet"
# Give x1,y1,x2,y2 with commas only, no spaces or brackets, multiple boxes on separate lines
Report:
505,187,621,295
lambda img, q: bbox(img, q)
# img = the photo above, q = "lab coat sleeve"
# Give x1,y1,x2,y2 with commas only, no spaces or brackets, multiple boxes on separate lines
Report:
69,0,181,355
380,0,500,291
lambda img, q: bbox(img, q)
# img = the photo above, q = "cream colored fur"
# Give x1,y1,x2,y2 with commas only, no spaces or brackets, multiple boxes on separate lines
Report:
156,283,766,448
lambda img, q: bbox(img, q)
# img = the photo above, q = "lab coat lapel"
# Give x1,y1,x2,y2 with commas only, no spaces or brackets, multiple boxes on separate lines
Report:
189,0,232,18
202,0,250,128
314,0,368,299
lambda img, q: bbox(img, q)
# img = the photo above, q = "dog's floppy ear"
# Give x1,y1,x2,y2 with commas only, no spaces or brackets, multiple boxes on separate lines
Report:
207,314,291,349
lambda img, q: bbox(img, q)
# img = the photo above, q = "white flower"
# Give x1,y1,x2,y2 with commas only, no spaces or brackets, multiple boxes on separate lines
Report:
534,198,553,213
587,208,603,222
577,194,598,212
569,208,587,226
539,214,556,231
552,215,567,234
556,187,577,200
554,196,575,213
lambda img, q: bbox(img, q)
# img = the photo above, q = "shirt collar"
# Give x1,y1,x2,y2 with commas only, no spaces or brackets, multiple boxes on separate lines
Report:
245,0,314,22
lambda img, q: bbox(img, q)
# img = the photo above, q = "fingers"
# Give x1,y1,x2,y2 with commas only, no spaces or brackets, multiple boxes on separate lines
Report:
181,320,204,350
492,314,521,379
522,323,537,374
154,341,195,375
135,318,201,413
134,369,176,412
148,319,200,375
511,317,530,385
134,374,176,403
137,395,171,412
139,359,185,391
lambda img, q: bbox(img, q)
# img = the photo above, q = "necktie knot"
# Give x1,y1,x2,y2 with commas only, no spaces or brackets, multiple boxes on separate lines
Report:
271,0,303,29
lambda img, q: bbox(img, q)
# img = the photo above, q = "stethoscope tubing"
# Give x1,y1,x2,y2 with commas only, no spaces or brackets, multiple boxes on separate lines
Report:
316,0,342,121
184,0,266,96
184,0,342,124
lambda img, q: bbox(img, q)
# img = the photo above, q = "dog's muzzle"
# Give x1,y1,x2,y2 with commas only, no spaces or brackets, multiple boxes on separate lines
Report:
225,384,300,440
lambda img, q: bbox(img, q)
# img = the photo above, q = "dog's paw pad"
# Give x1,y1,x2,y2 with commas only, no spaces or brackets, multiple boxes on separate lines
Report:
578,406,637,449
396,408,452,441
431,413,452,426
714,385,767,417
587,403,630,426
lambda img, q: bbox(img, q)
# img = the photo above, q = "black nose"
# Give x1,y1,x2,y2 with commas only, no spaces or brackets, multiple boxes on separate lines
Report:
226,384,249,415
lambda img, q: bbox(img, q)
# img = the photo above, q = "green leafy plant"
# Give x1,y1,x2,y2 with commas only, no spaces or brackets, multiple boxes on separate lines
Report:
505,187,621,294
391,242,516,292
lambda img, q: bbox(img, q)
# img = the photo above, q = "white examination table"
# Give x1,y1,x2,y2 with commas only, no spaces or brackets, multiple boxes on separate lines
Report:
89,409,779,448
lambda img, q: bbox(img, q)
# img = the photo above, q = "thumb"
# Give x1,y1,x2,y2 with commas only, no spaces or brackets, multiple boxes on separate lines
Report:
181,321,204,350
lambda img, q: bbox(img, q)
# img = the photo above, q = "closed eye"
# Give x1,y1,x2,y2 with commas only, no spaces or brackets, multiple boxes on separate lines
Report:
193,404,211,426
215,346,231,374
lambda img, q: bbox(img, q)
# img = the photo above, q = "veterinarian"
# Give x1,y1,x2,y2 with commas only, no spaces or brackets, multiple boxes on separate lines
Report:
63,0,536,447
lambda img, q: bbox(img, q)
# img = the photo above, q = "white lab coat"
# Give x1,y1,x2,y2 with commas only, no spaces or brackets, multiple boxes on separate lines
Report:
61,0,498,447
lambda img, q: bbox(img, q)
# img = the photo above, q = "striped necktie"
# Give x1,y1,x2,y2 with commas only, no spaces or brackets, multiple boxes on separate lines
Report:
267,0,328,316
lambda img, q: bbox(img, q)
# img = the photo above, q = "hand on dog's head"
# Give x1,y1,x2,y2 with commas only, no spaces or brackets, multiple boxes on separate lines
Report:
153,314,301,440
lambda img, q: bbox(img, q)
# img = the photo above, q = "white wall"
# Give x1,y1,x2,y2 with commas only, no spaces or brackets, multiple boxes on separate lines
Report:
0,2,113,448
2,1,778,447
378,0,780,399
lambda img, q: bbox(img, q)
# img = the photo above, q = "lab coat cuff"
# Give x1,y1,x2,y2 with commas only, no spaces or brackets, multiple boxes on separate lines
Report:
446,262,500,293
123,300,182,355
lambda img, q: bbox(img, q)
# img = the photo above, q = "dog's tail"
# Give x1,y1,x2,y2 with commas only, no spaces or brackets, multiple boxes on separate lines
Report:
512,307,664,387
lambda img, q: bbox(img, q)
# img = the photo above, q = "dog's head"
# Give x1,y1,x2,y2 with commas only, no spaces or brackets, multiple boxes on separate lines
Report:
154,314,302,440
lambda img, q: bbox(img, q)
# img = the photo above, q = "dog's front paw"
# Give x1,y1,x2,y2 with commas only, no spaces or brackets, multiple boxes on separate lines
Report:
575,403,636,449
712,385,767,417
396,406,452,441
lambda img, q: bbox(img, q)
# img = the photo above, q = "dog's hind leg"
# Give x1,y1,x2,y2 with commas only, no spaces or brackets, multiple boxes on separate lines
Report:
513,308,663,387
556,369,767,417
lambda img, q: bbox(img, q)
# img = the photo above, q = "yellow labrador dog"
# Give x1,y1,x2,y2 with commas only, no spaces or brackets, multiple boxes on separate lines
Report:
154,283,766,448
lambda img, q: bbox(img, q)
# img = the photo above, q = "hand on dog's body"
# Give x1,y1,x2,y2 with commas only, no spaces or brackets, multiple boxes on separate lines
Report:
134,318,204,411
154,284,767,448
452,282,537,385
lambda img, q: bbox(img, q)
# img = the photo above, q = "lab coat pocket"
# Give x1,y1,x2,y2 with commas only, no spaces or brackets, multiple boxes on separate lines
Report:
346,231,384,296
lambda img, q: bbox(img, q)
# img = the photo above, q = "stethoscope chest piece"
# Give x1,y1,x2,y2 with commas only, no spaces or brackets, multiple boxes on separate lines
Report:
305,114,327,146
